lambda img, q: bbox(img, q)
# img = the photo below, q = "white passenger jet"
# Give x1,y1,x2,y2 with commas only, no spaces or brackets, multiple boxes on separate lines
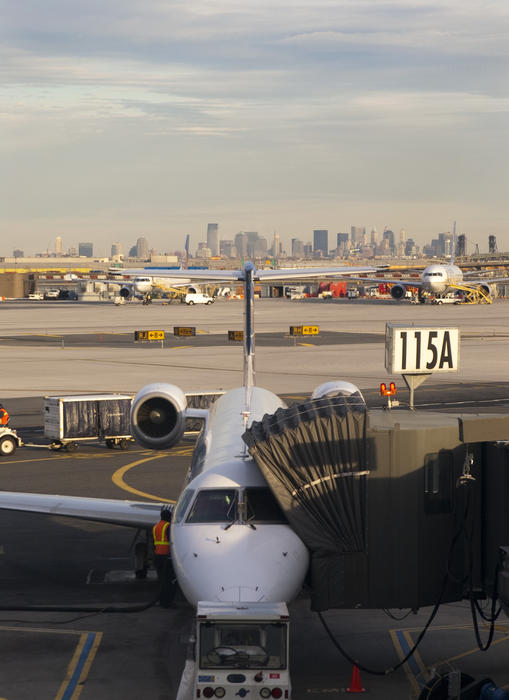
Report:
355,226,508,303
0,262,376,606
372,261,507,303
105,235,195,301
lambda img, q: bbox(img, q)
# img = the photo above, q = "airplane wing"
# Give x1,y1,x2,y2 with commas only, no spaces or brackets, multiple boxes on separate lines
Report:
0,492,169,528
254,267,381,281
333,275,423,288
121,266,381,283
462,275,509,285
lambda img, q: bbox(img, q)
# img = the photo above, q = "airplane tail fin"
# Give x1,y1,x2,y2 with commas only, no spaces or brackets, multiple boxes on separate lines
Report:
243,263,256,407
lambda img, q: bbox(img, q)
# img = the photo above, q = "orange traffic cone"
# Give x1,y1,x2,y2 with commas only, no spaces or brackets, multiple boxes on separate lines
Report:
346,663,366,693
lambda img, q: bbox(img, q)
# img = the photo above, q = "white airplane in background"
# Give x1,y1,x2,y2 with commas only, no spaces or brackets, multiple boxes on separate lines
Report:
106,235,196,301
373,262,507,302
0,262,376,606
357,225,508,303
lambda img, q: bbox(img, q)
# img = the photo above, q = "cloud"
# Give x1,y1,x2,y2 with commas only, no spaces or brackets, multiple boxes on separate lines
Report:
1,0,509,250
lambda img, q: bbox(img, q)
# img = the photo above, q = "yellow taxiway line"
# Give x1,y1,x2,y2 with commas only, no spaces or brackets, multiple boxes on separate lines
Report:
111,448,192,503
0,625,102,700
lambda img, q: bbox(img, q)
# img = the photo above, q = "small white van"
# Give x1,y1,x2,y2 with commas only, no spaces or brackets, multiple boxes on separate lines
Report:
184,292,214,305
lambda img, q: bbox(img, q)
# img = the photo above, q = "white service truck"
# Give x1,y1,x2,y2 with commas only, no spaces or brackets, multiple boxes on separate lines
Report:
190,601,291,699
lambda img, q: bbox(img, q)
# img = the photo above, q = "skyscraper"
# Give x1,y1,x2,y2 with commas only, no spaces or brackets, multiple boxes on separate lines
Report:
271,232,280,259
136,237,149,259
79,242,93,257
351,226,365,246
55,236,63,255
456,235,466,257
235,232,247,259
292,238,304,258
111,242,123,258
337,233,349,256
313,230,328,257
207,223,219,256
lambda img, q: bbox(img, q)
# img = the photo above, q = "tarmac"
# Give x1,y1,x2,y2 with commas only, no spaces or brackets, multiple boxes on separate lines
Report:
0,296,508,397
1,296,509,699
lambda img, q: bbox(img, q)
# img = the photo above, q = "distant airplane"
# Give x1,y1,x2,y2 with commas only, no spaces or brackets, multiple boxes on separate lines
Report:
355,225,508,303
0,261,378,606
105,236,194,301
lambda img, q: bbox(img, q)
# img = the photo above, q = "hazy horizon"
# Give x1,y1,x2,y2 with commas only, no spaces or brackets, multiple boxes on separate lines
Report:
2,1,508,256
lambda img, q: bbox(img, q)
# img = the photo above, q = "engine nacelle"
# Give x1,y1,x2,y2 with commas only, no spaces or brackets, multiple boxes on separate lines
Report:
390,284,406,300
119,287,131,299
311,381,366,406
131,383,187,450
478,283,492,297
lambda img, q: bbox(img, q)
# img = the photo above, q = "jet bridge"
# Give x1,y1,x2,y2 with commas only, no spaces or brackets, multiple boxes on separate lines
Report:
243,400,509,613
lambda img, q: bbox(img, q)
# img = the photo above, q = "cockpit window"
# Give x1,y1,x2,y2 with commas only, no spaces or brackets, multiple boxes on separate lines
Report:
174,489,195,523
186,489,237,523
245,488,287,523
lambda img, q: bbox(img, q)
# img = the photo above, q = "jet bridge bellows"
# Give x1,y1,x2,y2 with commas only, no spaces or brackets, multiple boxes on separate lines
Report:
243,396,368,611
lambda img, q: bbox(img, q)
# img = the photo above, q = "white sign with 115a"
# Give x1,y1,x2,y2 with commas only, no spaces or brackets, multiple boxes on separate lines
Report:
385,324,459,374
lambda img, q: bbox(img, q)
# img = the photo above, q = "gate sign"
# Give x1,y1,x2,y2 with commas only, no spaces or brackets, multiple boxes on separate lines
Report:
385,324,459,374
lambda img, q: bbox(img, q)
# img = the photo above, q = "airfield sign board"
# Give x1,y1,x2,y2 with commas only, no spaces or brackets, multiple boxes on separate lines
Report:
385,324,459,374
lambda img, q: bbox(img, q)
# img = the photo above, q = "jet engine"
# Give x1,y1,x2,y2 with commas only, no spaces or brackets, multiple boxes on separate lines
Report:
478,283,492,298
311,381,366,406
390,284,406,300
119,287,131,299
131,383,187,450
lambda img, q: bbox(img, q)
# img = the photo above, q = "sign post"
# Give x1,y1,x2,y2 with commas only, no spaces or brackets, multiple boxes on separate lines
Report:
385,324,460,409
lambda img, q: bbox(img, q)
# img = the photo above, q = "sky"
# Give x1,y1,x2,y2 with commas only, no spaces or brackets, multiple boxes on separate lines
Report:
1,0,508,256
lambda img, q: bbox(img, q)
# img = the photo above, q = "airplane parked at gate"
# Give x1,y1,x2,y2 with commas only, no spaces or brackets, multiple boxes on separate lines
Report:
355,225,508,303
0,262,377,606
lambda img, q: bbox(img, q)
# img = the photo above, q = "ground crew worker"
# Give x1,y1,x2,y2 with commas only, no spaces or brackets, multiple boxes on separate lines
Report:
152,505,176,607
0,403,9,426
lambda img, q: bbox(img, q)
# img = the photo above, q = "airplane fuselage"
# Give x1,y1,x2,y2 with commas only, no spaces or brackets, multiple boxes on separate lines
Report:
170,387,310,606
420,263,463,294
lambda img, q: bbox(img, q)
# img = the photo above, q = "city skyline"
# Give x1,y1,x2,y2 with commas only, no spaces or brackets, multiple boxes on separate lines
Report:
2,225,497,261
2,1,508,252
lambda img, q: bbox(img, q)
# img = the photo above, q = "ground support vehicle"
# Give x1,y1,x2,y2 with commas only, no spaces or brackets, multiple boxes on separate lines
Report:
43,394,134,452
181,602,291,699
431,294,462,305
0,427,23,456
184,292,214,305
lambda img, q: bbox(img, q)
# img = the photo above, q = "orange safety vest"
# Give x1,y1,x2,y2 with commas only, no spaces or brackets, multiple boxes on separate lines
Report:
152,520,170,555
0,408,8,426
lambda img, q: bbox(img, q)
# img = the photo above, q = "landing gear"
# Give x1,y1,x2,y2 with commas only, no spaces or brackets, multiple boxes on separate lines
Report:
134,537,151,579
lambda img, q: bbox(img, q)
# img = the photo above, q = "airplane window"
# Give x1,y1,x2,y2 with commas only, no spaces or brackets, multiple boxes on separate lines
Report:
245,488,287,523
173,489,195,523
186,489,238,523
